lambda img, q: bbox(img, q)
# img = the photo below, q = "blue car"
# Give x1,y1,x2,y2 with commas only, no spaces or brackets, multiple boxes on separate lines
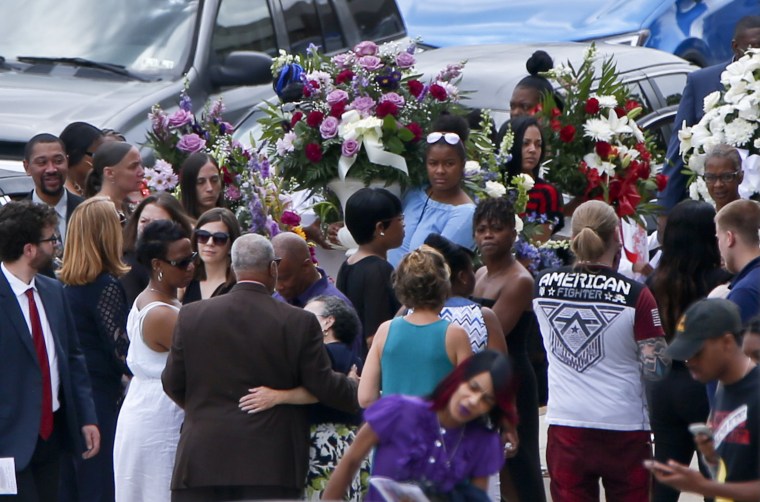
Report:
397,0,755,66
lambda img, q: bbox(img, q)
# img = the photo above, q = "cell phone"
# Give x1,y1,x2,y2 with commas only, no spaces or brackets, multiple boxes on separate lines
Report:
643,460,674,475
688,423,714,439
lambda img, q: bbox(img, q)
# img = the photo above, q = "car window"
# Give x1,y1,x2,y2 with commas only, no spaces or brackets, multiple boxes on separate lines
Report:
623,81,653,116
279,0,326,55
213,0,277,58
346,0,405,41
650,73,687,107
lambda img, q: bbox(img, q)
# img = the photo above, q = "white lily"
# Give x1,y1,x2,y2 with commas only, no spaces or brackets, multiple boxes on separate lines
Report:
583,152,616,176
703,91,721,112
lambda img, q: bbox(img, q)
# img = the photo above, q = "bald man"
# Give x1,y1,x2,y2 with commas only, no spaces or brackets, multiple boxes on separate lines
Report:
271,232,352,308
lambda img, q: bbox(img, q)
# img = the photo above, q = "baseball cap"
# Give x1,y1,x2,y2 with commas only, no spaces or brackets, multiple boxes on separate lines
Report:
666,298,742,361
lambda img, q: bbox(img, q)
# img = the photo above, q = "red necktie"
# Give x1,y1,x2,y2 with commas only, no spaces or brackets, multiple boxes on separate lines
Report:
25,288,54,440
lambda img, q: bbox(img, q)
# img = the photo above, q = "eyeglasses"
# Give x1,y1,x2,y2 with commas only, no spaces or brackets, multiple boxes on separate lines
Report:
195,229,230,246
704,171,741,185
271,257,282,267
426,132,461,145
38,234,61,245
161,252,198,269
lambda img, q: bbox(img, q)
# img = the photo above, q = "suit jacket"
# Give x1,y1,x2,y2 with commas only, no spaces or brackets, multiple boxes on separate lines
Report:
25,188,84,225
0,271,98,471
162,282,360,491
658,61,730,212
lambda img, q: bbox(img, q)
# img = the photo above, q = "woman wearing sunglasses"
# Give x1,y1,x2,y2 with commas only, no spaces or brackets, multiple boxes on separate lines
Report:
114,220,195,502
387,115,476,267
182,207,241,304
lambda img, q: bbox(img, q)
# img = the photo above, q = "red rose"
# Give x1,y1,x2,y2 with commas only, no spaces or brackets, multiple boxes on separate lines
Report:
637,161,651,180
624,99,640,112
429,84,448,101
656,173,668,192
635,142,652,161
585,98,600,115
336,70,355,84
595,141,612,159
221,166,234,184
614,107,626,118
305,143,323,163
306,111,324,128
290,111,303,128
559,125,576,143
551,107,562,118
405,122,423,142
280,210,301,226
330,102,346,118
407,80,424,98
550,119,562,132
376,101,399,118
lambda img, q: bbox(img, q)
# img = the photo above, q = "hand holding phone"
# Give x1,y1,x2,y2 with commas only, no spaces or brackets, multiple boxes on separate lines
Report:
643,460,675,476
688,423,714,439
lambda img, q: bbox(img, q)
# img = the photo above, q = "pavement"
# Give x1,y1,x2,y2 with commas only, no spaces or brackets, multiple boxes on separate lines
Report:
537,408,704,501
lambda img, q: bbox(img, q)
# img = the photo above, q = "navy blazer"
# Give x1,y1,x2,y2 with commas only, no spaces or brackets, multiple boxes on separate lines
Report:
24,189,84,225
0,271,97,471
658,61,730,212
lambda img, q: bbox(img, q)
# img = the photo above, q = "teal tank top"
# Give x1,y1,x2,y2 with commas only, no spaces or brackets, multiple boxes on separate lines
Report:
380,317,453,397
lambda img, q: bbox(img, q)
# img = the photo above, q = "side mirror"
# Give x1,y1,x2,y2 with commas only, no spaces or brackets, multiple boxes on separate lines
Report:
210,51,273,87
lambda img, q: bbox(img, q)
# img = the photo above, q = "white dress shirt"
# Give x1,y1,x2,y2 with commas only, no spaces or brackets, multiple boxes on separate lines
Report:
32,189,68,245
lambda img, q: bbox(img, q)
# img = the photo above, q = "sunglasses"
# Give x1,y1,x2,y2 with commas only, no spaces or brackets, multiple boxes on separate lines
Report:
426,132,461,145
195,229,230,246
162,252,198,269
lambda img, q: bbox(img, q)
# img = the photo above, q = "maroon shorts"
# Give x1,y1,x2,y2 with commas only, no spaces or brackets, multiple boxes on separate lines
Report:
547,425,652,502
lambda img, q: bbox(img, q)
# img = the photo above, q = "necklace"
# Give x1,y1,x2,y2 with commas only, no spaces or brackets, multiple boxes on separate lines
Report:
428,422,465,469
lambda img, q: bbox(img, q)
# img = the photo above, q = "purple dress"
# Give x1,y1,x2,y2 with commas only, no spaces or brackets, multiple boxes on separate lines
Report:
365,395,503,499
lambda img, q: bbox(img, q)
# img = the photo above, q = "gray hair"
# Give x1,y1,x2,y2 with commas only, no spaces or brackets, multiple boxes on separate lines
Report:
705,144,742,172
308,295,360,345
231,233,274,273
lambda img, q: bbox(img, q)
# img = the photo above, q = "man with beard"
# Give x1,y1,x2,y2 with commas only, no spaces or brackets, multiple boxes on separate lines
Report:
23,133,84,248
0,200,99,501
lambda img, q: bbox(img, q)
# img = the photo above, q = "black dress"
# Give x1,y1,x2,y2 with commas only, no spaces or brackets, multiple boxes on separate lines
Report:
181,279,235,305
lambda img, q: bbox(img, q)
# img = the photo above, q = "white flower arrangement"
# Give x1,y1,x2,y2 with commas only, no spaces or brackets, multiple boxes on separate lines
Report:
143,159,178,192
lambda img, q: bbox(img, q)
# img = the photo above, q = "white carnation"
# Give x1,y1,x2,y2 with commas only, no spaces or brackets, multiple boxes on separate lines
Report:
724,118,755,146
592,94,617,108
485,180,507,198
583,118,613,142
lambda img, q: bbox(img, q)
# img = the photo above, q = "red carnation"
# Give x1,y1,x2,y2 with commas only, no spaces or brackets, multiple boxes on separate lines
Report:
280,210,301,226
559,125,576,143
550,119,562,132
624,99,640,112
336,70,355,84
306,111,324,128
407,80,424,98
405,122,423,142
656,173,668,192
585,98,600,115
302,80,320,98
551,107,562,118
376,101,399,118
305,143,323,163
290,111,303,128
595,141,612,159
429,84,448,101
330,102,347,118
614,107,626,118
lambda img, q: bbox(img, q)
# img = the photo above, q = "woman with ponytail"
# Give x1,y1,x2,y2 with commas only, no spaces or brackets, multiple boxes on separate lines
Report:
86,141,145,220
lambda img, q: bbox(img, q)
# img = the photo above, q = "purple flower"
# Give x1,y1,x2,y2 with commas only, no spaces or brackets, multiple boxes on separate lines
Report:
259,158,270,179
349,96,376,116
168,109,193,129
436,63,464,82
225,184,241,201
209,98,225,118
380,92,405,108
149,108,169,135
320,116,340,139
306,43,321,55
326,89,349,106
177,133,206,153
179,92,192,112
332,53,353,69
357,55,383,71
266,217,280,237
342,139,360,157
248,195,266,234
353,41,378,56
395,52,415,68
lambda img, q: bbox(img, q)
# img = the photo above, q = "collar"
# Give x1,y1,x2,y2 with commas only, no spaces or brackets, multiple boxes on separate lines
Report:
32,189,68,217
729,255,760,288
1,262,36,295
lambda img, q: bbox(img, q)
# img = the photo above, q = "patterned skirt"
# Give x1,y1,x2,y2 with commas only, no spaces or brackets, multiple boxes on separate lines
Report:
304,422,371,501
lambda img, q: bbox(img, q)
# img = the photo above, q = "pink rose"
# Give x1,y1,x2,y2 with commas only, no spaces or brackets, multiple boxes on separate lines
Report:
319,116,339,139
357,56,383,71
380,92,405,108
332,53,353,69
168,109,193,129
177,133,206,153
350,96,376,116
326,89,349,106
395,52,415,68
353,41,378,56
342,139,360,157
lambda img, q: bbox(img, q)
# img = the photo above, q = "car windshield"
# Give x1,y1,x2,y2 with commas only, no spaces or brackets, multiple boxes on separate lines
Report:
0,0,199,80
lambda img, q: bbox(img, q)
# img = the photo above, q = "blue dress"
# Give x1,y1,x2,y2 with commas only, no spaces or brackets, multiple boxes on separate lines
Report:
388,188,476,267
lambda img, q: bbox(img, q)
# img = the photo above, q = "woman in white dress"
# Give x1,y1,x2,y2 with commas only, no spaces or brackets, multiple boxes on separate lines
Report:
114,220,196,501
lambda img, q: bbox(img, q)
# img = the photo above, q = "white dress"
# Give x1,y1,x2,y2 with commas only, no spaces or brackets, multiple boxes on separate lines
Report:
114,302,184,502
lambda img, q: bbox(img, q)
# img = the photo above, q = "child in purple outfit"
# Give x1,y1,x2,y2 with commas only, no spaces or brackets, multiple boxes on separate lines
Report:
324,350,517,500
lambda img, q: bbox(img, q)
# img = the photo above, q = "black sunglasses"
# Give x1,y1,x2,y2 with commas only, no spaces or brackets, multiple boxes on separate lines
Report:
162,252,198,269
195,229,230,246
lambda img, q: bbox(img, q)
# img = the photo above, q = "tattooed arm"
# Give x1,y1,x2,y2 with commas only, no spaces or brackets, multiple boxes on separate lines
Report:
637,337,671,381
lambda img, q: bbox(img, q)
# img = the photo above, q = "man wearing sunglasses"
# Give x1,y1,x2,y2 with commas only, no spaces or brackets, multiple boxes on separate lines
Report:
162,233,359,501
0,201,99,500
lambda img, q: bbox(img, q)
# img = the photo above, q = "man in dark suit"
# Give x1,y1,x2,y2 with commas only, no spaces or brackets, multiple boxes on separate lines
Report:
0,200,99,501
162,233,359,501
658,16,760,214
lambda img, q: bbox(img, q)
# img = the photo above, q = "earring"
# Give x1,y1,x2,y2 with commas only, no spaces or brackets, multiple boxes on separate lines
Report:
158,270,163,282
380,231,385,236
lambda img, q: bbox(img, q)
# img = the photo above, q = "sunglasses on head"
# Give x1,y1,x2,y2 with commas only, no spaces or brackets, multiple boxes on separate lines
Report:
162,252,198,269
426,132,461,145
195,229,230,246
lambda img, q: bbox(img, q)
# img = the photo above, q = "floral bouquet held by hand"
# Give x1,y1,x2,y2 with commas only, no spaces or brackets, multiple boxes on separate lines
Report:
260,40,464,191
538,44,665,220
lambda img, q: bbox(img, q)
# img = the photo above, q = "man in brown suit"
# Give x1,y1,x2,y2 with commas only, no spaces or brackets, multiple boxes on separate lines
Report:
162,233,360,501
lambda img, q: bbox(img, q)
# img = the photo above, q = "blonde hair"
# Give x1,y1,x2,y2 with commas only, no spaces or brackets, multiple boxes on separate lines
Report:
59,197,129,285
715,199,760,246
392,245,451,310
570,200,618,263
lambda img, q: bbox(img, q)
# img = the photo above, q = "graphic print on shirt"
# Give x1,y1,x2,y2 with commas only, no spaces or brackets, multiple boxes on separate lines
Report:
711,404,749,449
536,299,624,372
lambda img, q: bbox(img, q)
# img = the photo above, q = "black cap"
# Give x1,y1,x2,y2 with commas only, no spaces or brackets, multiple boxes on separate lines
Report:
666,298,742,361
